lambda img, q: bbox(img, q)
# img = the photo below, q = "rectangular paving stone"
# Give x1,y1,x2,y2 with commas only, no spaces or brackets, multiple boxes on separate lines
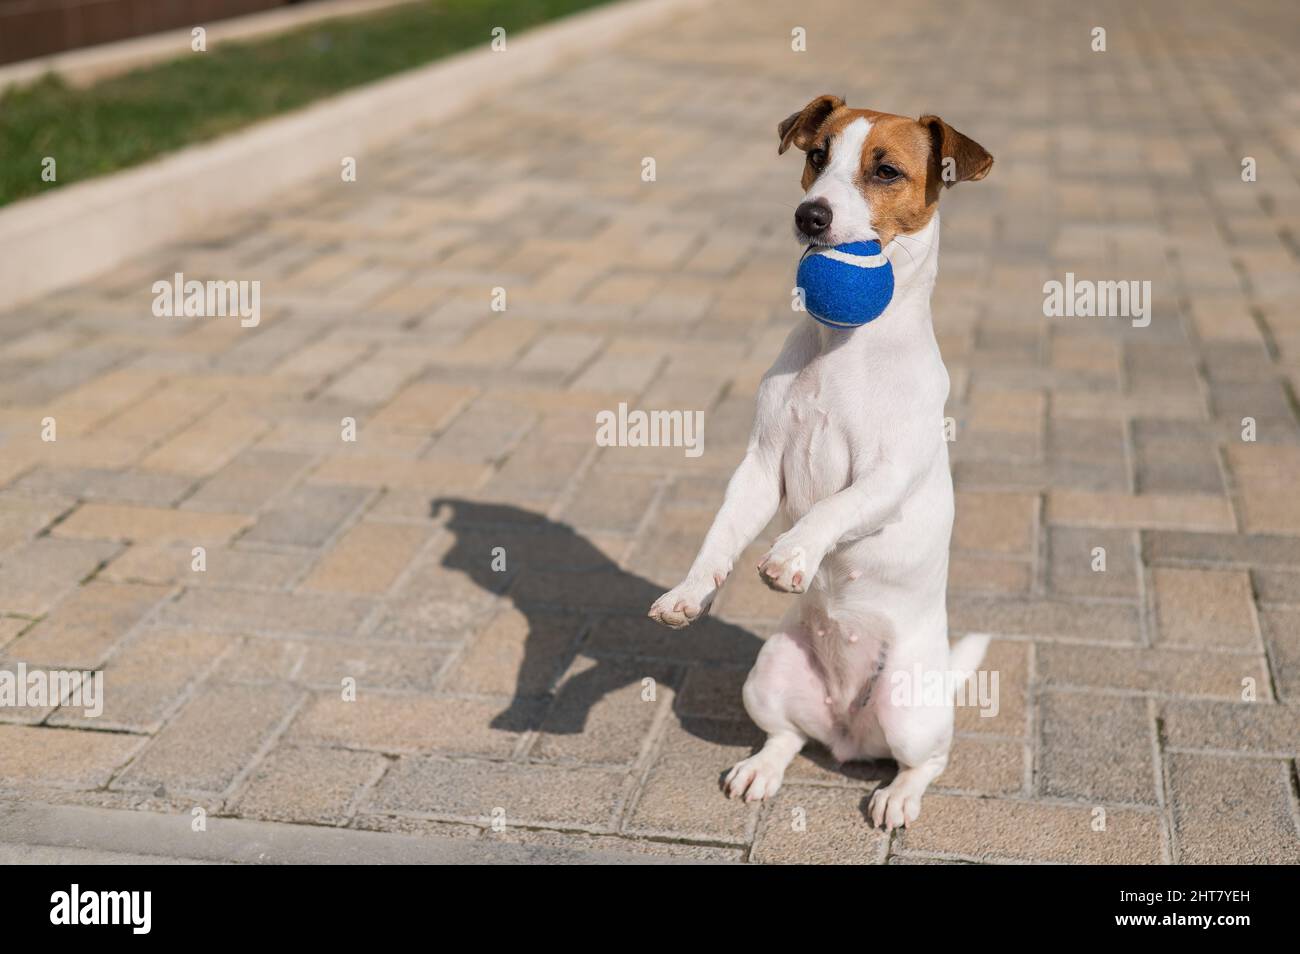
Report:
275,340,369,379
371,529,507,643
1035,643,1269,699
7,466,194,506
1160,699,1300,756
1227,444,1300,535
0,342,137,405
96,385,220,442
365,381,477,434
531,656,676,765
894,795,1165,863
626,501,733,581
481,439,590,502
115,682,301,795
215,636,448,692
560,470,662,535
0,537,120,616
1135,439,1225,495
953,638,1029,737
1259,608,1300,702
1047,417,1127,467
624,716,761,844
100,542,313,589
367,756,627,831
47,626,230,732
323,350,430,407
940,735,1024,796
435,321,539,370
514,332,604,377
1047,490,1235,532
242,484,370,547
948,595,1142,644
298,521,429,595
424,396,535,465
675,665,749,722
751,785,888,864
156,588,374,638
231,744,387,826
1047,526,1140,598
1143,530,1300,568
442,605,582,697
5,581,170,669
1038,690,1157,804
0,724,143,789
180,449,311,513
1152,566,1257,649
1166,752,1300,864
53,504,251,545
137,409,267,477
310,455,487,493
0,650,64,723
1251,568,1300,606
289,691,531,756
965,389,1045,439
947,554,1032,595
0,616,29,651
952,491,1038,554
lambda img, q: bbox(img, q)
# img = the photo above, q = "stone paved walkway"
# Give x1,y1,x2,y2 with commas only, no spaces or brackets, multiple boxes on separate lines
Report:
1,0,1298,864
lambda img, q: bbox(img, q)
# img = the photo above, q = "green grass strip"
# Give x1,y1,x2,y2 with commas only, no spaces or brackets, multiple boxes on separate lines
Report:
0,0,613,207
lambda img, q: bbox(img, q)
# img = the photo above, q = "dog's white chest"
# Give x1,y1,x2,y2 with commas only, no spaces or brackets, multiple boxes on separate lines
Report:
780,365,856,517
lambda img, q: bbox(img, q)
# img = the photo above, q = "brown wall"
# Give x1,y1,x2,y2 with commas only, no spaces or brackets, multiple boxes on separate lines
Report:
0,0,306,65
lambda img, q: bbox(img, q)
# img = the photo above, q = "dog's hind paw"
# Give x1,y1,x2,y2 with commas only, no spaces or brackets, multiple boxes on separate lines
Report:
724,753,787,802
868,782,923,832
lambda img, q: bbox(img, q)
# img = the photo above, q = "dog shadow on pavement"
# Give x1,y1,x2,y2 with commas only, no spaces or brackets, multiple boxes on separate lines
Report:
430,495,897,799
430,497,762,748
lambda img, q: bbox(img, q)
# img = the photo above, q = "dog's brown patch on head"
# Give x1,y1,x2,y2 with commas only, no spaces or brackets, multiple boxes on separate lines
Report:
858,114,939,247
779,98,993,247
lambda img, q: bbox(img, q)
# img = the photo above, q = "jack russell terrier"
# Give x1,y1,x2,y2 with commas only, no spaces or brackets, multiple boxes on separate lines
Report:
648,96,993,831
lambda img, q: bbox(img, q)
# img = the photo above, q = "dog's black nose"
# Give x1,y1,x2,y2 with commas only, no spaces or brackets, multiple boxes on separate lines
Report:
795,199,832,237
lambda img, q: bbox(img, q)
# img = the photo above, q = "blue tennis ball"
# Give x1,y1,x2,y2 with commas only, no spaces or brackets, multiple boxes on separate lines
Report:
796,240,894,328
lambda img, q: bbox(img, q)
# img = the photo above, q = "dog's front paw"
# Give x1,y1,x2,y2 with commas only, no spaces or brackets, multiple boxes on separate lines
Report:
648,576,718,629
757,541,816,594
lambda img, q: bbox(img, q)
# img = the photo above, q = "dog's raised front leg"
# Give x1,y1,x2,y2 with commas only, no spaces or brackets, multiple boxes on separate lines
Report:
648,448,780,628
758,463,913,593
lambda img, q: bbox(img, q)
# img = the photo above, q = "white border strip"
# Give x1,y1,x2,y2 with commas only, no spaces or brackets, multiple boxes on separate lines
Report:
0,0,715,311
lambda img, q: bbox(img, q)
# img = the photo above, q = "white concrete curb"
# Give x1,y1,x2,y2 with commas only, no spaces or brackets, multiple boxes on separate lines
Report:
0,800,719,864
0,0,714,311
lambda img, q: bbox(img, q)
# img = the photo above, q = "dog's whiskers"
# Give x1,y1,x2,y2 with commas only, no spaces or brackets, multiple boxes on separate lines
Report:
894,232,937,254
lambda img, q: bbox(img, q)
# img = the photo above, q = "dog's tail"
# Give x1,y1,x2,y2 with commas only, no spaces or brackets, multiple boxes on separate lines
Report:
948,632,991,701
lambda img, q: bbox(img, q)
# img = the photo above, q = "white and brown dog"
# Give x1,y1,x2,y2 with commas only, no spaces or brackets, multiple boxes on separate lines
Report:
648,96,993,830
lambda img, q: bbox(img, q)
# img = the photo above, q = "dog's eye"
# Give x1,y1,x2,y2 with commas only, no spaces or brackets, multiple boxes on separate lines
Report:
808,147,828,171
875,164,901,181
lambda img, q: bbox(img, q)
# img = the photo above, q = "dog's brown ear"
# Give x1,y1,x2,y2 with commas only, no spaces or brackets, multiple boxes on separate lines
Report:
778,95,844,154
920,115,993,200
